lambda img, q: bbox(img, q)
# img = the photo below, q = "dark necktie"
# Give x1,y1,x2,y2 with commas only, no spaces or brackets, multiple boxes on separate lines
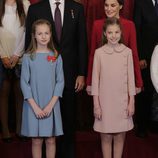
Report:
155,0,158,16
55,2,62,42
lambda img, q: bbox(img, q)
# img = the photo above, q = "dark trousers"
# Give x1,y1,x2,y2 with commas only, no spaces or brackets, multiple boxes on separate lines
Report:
56,88,76,158
135,91,151,132
135,67,153,132
0,67,23,138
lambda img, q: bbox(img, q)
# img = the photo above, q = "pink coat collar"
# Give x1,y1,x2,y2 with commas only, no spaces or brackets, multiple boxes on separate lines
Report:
102,44,126,54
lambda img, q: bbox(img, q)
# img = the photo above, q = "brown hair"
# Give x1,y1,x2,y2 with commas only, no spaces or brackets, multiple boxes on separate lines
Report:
104,0,124,5
0,0,26,26
115,0,124,5
26,19,58,58
100,17,124,46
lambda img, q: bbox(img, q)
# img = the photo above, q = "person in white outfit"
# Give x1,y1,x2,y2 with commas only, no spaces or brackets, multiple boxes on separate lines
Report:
0,0,30,142
151,45,158,93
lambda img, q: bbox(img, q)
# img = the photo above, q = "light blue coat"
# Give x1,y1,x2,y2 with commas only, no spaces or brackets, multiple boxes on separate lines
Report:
21,52,64,137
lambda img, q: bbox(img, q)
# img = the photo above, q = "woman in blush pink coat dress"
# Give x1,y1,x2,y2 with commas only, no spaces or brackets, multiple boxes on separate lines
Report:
91,17,136,158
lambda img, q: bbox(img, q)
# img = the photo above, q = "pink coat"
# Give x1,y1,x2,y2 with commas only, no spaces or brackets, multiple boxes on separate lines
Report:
91,44,136,133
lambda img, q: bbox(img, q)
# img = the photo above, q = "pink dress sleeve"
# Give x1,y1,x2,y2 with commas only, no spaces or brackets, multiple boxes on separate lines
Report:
128,50,136,95
87,22,99,86
91,50,100,96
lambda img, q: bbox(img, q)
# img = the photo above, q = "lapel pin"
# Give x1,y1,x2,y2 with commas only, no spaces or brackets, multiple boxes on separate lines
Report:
71,9,75,19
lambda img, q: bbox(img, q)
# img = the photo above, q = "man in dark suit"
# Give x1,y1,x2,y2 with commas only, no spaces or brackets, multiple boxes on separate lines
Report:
134,0,158,137
25,0,88,157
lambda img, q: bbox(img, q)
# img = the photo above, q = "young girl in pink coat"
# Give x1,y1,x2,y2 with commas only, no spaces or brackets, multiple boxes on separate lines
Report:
91,17,136,158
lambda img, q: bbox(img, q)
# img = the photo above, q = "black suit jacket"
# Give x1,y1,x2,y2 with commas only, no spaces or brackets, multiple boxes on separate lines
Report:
25,0,88,89
134,0,158,62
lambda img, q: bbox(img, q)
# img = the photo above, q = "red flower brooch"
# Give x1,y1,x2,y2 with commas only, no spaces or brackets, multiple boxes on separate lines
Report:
47,55,57,62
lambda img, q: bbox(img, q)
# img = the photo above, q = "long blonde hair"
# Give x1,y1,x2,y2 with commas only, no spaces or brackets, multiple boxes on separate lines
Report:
26,19,58,58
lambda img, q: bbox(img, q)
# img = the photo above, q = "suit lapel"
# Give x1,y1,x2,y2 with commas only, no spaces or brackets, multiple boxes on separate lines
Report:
60,0,71,43
146,0,158,18
48,0,70,45
45,0,59,45
48,0,75,46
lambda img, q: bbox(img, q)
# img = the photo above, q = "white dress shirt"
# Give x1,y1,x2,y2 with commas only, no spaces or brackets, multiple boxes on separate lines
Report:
49,0,65,25
151,45,158,92
152,0,156,5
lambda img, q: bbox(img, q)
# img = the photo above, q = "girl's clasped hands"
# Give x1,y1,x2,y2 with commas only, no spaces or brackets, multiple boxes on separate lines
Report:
33,104,54,119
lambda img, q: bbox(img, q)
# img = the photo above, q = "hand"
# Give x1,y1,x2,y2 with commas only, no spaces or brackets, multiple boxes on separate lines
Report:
126,96,135,117
94,106,102,120
33,105,46,119
43,96,58,117
139,59,147,69
10,55,19,68
1,57,12,68
86,85,91,95
136,87,141,94
43,104,54,117
75,76,85,92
